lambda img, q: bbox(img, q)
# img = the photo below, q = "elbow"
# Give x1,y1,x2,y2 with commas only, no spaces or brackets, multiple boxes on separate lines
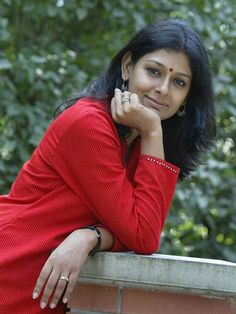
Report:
133,236,160,255
132,222,162,255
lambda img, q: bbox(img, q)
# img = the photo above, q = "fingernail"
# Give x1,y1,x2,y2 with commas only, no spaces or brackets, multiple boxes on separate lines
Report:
50,303,56,309
63,298,68,304
32,292,38,299
40,302,46,309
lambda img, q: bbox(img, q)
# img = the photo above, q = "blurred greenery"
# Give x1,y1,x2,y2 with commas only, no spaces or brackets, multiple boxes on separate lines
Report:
0,0,235,262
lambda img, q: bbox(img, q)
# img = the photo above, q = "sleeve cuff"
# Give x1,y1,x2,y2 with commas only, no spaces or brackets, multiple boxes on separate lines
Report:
140,155,180,175
95,224,128,252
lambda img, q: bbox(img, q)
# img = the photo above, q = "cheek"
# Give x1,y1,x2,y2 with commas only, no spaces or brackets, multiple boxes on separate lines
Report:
129,75,152,94
172,90,189,107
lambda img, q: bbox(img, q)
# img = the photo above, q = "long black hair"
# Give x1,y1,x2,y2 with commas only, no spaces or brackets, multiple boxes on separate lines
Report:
55,18,216,179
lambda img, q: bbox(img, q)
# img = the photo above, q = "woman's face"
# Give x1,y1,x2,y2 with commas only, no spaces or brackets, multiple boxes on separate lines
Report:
122,49,192,120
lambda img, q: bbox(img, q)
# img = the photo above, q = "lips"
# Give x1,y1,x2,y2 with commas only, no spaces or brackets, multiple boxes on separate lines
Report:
144,95,168,108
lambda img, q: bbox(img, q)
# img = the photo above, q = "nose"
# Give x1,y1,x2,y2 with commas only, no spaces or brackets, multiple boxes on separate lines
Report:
154,77,169,95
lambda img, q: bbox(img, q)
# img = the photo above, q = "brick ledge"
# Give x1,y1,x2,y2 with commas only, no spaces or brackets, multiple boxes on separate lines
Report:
79,252,236,297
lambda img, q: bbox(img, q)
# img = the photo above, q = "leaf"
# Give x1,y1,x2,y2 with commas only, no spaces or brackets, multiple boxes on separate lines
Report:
0,59,12,70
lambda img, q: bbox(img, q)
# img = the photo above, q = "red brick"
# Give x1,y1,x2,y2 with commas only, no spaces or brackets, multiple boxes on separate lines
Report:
121,288,236,314
68,283,119,313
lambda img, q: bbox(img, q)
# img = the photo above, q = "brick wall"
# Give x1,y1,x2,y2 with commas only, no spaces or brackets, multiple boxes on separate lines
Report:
67,253,236,314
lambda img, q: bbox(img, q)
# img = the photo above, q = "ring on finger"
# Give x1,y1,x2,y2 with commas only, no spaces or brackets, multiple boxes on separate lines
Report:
121,96,130,104
59,276,69,282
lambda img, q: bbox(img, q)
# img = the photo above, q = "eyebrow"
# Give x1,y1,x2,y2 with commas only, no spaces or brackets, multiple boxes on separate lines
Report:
146,59,192,79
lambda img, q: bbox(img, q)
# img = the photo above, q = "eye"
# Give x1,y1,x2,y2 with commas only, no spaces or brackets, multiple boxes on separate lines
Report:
146,67,161,77
174,78,186,87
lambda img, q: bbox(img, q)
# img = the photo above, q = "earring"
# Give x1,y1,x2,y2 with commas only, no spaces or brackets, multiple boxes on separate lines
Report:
121,79,129,92
177,104,186,117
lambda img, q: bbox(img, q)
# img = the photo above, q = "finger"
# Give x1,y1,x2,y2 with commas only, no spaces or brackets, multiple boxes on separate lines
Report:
49,274,70,309
40,270,59,309
110,98,117,121
62,272,78,304
114,88,122,105
114,90,124,118
118,90,131,116
121,91,132,109
33,262,53,300
123,92,135,112
130,93,143,111
123,90,131,97
122,91,131,102
114,89,123,112
130,93,138,104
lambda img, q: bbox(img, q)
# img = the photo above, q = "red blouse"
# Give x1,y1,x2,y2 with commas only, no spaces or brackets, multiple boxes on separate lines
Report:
0,98,179,313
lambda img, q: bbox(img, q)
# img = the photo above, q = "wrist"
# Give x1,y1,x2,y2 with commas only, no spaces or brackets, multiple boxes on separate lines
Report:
140,129,165,160
80,226,102,256
139,119,163,138
71,229,97,254
140,128,162,139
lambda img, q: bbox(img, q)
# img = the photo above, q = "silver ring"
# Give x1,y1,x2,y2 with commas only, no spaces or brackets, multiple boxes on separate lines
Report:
59,276,69,282
121,96,130,104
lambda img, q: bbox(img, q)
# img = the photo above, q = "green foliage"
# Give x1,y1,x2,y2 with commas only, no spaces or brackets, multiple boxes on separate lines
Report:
0,0,235,261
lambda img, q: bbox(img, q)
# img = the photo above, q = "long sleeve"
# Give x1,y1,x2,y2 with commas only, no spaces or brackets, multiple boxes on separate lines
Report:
53,101,180,254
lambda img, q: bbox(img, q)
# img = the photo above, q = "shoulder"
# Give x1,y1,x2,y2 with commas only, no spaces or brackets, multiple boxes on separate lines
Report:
57,98,121,155
38,98,118,158
59,98,110,124
51,98,115,137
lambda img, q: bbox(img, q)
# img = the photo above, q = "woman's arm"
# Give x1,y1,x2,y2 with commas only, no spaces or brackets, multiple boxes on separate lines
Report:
111,89,165,160
54,97,179,255
33,227,114,310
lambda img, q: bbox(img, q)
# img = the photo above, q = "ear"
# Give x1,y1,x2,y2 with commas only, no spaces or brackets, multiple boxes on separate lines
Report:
121,52,133,80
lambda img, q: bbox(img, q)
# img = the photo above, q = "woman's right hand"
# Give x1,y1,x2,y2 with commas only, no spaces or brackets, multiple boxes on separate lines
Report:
111,88,162,137
32,227,114,310
32,229,96,310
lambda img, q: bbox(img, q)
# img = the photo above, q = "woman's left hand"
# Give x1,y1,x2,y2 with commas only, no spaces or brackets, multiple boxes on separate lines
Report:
32,229,96,310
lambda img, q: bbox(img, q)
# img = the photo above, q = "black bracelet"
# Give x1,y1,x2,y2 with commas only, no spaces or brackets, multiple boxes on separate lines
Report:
82,226,102,256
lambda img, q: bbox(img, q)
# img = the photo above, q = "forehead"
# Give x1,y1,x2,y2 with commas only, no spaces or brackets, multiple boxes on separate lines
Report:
139,49,191,75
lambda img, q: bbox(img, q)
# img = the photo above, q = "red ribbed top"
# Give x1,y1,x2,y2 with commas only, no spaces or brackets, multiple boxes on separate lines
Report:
0,98,179,313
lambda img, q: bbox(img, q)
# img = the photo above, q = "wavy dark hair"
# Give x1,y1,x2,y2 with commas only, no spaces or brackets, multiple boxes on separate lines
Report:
55,18,216,179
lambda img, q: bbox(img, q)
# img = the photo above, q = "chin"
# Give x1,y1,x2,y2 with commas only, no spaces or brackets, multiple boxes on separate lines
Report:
162,114,176,120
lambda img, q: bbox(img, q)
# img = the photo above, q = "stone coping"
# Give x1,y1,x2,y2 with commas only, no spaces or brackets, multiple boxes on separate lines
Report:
80,252,236,298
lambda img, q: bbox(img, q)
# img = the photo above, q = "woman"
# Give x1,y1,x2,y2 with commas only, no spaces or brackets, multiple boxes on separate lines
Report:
0,19,215,313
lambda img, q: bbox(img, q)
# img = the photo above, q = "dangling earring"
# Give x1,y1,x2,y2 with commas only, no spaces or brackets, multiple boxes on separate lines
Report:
177,104,186,117
121,79,129,92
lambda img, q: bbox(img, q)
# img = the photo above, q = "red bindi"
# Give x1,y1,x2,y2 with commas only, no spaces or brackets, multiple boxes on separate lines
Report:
169,68,173,72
